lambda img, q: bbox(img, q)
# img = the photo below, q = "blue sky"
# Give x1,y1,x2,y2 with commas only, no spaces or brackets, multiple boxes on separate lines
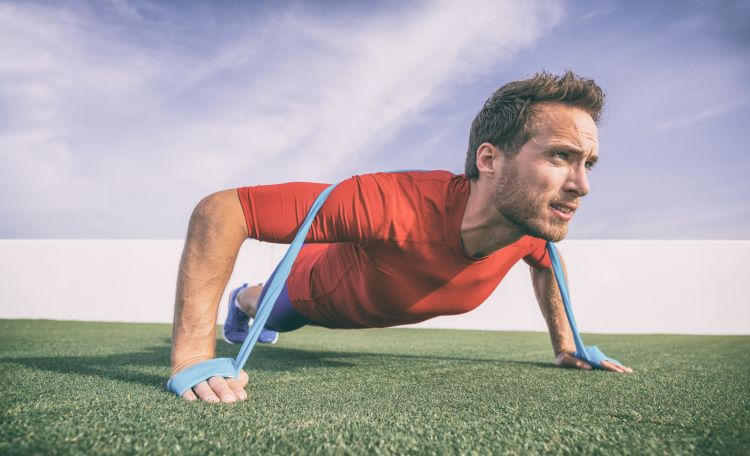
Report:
1,0,748,239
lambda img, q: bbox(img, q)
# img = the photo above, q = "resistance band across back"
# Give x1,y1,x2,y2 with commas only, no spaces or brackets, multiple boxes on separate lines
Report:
167,182,619,396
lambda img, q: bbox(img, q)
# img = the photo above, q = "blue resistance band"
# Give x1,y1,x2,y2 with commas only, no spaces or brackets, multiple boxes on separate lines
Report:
546,241,622,368
166,183,340,396
167,182,619,396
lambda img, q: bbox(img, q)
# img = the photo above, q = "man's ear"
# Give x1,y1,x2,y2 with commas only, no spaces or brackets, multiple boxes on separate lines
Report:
475,143,501,178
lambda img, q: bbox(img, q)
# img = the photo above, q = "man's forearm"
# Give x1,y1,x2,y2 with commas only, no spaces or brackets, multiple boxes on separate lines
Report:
171,189,248,375
530,261,576,356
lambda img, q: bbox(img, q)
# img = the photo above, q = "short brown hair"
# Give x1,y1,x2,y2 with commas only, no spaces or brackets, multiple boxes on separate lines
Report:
464,71,604,179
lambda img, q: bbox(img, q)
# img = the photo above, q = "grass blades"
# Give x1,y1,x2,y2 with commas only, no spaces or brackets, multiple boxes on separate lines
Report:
1,320,748,455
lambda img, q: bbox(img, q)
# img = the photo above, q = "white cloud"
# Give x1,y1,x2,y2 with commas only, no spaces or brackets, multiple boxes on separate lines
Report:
0,0,561,237
654,99,749,131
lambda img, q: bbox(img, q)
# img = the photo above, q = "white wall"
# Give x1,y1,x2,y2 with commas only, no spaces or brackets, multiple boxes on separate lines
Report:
0,240,747,334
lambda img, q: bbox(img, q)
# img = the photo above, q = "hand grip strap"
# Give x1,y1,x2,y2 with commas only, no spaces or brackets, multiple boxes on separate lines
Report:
167,358,236,397
167,183,340,396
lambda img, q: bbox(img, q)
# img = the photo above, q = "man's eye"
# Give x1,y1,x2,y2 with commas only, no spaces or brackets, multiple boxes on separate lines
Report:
585,162,596,172
553,151,568,160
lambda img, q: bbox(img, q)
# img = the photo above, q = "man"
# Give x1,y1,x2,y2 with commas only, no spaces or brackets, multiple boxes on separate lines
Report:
171,71,633,404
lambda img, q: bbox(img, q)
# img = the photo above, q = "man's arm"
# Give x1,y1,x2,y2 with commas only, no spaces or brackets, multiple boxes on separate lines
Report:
529,253,632,373
171,189,251,402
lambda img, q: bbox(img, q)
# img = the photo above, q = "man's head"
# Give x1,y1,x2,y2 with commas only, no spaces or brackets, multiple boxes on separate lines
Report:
466,71,604,242
465,71,604,178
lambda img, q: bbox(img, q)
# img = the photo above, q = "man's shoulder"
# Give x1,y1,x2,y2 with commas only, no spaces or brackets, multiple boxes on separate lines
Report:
356,169,462,190
346,170,463,242
357,170,468,206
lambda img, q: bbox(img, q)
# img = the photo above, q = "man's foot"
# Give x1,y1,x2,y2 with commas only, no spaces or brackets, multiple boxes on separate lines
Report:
222,283,279,344
223,283,250,344
258,327,279,344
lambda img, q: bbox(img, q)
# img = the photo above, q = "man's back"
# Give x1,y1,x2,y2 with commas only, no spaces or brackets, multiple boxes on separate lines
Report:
237,170,551,328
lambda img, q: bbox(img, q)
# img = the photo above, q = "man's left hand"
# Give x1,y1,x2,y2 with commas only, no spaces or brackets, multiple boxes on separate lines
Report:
555,352,633,374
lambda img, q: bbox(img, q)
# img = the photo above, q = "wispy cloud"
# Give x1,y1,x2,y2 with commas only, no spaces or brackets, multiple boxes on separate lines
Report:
0,0,561,237
571,199,750,239
654,99,749,131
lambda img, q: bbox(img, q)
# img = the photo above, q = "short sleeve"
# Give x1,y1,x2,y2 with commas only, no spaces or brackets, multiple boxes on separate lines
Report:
522,236,552,269
236,174,389,245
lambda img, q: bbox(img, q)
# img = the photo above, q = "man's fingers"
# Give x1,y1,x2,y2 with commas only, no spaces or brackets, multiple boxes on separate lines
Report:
181,389,198,401
225,380,248,401
601,360,633,374
602,361,633,374
207,376,238,403
192,380,220,403
180,372,250,403
226,373,249,401
225,370,249,389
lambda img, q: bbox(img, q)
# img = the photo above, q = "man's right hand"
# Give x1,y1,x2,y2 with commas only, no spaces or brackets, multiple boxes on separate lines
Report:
171,189,252,403
178,369,250,403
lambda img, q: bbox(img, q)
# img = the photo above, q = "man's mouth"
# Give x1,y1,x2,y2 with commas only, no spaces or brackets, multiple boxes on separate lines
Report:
550,202,578,221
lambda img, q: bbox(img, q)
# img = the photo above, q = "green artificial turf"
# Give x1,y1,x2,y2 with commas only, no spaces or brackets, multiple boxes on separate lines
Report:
0,320,748,455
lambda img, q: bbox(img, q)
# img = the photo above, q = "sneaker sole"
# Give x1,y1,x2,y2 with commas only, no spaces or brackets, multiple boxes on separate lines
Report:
222,283,250,345
224,329,279,345
260,332,279,344
222,333,241,345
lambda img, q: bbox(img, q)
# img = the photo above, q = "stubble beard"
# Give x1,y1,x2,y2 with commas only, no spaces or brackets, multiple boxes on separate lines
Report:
493,162,569,243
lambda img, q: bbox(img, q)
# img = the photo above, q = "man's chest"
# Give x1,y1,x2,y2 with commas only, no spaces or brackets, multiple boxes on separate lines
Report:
353,241,525,315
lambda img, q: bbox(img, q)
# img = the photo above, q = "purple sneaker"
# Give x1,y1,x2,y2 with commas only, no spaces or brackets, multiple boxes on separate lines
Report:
222,283,279,345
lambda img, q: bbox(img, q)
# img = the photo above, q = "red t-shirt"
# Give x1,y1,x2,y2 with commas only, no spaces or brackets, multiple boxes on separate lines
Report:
236,170,551,329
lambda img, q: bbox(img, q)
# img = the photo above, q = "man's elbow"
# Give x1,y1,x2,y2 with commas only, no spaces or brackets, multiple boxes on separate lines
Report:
191,191,223,222
189,189,247,236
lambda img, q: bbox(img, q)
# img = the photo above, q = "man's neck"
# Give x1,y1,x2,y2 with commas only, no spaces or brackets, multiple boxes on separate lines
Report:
460,178,524,258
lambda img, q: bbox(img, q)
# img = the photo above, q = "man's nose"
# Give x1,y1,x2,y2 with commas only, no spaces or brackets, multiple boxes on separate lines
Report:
564,166,590,197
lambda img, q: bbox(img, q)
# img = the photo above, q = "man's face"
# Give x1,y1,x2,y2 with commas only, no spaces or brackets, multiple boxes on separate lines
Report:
493,103,599,242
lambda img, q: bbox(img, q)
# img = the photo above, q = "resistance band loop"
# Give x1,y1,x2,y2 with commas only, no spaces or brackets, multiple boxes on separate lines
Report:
167,181,620,396
167,183,340,396
546,241,622,368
